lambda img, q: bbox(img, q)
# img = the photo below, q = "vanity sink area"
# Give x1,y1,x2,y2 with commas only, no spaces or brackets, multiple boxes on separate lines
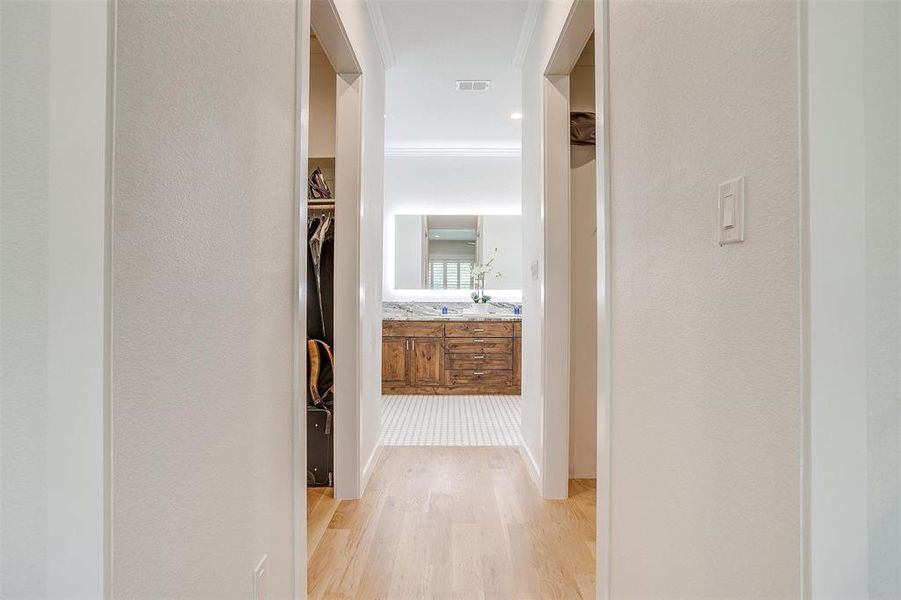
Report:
383,212,523,395
382,302,522,395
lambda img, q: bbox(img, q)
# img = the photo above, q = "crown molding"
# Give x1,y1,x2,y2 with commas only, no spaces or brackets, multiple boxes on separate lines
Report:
384,147,522,158
365,1,396,70
512,0,541,69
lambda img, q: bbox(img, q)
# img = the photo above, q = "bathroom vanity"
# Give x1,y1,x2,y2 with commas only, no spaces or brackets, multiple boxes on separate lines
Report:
382,312,521,395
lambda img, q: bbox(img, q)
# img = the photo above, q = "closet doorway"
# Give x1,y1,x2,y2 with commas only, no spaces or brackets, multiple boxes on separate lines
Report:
542,0,606,595
301,0,364,580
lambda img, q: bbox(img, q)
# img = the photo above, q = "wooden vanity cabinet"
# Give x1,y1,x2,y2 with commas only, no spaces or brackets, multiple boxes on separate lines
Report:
381,320,446,389
513,321,522,386
382,319,521,395
409,338,444,386
381,338,409,385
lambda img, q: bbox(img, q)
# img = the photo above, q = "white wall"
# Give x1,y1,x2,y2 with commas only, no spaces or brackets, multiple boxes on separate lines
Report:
110,2,297,596
383,154,521,301
808,2,901,597
606,2,801,596
568,41,596,479
394,214,423,288
480,215,522,290
0,1,107,597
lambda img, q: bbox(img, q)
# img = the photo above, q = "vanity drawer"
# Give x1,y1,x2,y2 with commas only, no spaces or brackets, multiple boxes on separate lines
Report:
445,321,513,338
382,320,445,338
446,369,513,386
445,338,513,354
447,353,512,370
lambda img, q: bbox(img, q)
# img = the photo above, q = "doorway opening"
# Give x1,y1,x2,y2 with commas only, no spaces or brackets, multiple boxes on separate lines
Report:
541,0,602,594
382,213,524,447
301,0,364,582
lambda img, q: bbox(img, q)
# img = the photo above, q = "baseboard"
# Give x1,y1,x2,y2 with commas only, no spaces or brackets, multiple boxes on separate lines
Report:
360,443,382,493
518,443,541,489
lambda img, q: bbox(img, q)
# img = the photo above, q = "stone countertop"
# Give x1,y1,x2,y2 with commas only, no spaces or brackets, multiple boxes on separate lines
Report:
382,301,522,322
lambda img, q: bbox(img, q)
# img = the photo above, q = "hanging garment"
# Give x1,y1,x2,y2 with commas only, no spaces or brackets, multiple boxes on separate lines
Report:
308,167,332,199
306,214,334,344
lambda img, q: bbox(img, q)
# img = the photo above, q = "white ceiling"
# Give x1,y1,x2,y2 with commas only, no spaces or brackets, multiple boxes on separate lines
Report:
374,0,534,150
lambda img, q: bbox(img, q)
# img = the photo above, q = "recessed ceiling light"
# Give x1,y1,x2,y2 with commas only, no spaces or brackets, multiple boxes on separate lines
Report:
510,112,523,120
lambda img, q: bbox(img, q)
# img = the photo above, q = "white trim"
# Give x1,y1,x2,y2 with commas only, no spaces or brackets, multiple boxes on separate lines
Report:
513,0,541,69
540,73,572,500
103,1,117,596
539,0,594,502
360,444,383,492
797,3,810,598
292,1,312,597
364,0,396,70
518,443,541,489
333,71,365,500
385,146,521,158
311,0,361,74
595,2,612,598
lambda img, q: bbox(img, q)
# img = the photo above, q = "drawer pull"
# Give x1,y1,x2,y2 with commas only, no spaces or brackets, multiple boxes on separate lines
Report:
473,339,484,343
473,371,485,376
473,355,485,359
473,328,485,332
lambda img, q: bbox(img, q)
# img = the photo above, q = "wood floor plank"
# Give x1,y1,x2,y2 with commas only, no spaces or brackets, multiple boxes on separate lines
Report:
308,447,596,599
307,487,340,558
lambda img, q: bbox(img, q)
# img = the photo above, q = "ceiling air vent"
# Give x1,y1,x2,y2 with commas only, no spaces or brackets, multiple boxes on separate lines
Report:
455,80,490,92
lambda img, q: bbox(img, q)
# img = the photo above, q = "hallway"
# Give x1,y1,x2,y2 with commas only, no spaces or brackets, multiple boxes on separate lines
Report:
307,448,596,599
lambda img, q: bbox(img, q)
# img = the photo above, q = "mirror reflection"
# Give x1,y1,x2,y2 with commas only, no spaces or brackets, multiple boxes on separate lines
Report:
394,215,522,291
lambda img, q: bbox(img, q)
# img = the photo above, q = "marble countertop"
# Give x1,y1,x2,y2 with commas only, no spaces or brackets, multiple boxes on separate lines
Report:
383,301,522,321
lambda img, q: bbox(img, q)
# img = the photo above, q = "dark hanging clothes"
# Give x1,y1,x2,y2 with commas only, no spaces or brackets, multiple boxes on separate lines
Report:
307,214,335,346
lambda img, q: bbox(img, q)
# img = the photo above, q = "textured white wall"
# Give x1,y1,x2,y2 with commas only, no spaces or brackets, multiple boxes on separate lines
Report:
1,2,107,597
607,1,801,596
110,2,297,596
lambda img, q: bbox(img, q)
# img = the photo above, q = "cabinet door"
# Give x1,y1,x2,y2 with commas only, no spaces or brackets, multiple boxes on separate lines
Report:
513,337,522,386
382,337,409,385
410,338,444,386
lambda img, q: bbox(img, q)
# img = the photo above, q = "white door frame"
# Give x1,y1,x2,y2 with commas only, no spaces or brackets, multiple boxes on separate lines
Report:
293,0,363,596
541,1,612,598
539,0,593,499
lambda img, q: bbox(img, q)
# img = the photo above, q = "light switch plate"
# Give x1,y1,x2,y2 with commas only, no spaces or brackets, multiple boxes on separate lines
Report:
529,260,540,281
718,176,745,245
253,555,267,600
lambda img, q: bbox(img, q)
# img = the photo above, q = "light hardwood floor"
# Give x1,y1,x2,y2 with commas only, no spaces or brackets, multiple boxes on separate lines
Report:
307,447,596,599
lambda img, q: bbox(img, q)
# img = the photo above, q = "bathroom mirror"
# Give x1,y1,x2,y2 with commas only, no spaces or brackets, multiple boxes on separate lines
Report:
393,214,522,291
